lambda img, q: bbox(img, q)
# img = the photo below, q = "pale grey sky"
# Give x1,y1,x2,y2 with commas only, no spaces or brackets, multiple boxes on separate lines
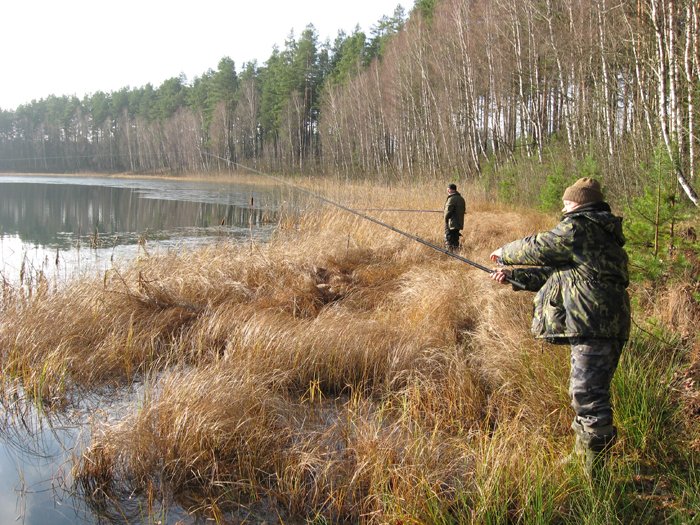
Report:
1,0,405,110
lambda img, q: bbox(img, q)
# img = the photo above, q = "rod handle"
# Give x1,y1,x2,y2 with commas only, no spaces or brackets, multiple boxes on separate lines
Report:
506,277,527,290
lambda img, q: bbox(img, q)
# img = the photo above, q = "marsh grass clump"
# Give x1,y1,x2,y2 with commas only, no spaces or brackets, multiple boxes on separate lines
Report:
2,178,699,523
78,367,293,494
0,267,202,401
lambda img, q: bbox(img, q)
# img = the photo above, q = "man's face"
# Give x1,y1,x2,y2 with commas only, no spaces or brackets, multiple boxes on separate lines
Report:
562,199,581,213
447,187,455,194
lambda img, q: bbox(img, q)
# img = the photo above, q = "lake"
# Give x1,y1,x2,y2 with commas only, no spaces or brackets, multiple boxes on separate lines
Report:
0,173,288,524
0,174,288,288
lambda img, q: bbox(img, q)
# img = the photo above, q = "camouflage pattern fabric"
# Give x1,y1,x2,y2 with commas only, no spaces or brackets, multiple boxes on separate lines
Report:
569,338,623,433
500,201,631,342
444,191,466,231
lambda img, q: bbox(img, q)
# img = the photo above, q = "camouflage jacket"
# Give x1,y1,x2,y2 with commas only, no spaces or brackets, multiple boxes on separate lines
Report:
500,202,631,342
444,192,466,230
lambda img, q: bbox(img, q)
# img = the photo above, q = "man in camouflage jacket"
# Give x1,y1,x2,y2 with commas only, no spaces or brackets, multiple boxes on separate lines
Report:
489,177,630,475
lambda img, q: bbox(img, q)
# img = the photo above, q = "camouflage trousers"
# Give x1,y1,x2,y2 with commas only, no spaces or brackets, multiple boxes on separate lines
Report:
568,338,623,440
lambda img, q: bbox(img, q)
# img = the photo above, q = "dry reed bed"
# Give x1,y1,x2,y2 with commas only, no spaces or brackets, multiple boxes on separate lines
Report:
1,182,579,521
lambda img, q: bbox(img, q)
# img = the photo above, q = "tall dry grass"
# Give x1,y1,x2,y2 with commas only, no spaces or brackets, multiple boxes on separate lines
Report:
2,177,696,523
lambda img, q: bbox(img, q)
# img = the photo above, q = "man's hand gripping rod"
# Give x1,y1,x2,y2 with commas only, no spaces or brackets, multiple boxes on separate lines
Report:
435,246,526,290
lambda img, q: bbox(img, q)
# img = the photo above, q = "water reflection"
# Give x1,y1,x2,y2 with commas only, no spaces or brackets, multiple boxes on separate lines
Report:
0,389,91,525
0,176,283,284
0,179,277,248
0,386,196,525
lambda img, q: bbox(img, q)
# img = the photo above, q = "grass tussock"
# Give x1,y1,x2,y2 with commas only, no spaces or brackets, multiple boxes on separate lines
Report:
2,177,698,523
79,367,292,493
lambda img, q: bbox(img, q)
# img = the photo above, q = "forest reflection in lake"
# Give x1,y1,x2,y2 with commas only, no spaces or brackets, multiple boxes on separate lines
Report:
0,175,284,284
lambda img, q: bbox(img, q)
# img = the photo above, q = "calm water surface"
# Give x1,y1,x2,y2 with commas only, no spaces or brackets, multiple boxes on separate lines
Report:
0,174,290,524
0,174,286,286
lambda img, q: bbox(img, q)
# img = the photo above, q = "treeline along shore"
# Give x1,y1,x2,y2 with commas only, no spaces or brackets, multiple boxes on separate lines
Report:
1,0,699,208
1,178,699,523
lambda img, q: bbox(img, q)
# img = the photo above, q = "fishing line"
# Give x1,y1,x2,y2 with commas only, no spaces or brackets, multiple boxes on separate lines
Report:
197,151,524,289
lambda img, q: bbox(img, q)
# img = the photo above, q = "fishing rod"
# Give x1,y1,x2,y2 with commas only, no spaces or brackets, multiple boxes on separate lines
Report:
202,152,525,289
355,208,442,213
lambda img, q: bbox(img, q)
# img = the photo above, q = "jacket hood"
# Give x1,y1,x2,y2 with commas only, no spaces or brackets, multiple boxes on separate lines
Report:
564,201,626,246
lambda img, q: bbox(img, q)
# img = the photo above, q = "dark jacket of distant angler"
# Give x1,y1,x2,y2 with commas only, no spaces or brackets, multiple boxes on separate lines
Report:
500,202,631,343
444,191,466,231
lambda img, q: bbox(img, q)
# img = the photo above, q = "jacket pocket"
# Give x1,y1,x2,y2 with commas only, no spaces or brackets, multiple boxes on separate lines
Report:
541,280,566,335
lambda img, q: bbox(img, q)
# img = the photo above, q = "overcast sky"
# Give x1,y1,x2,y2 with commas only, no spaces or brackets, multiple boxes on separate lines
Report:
0,0,405,111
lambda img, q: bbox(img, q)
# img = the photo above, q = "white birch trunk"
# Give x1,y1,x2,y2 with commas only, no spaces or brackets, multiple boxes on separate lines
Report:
684,2,697,179
546,0,574,152
596,0,614,157
666,0,682,156
651,0,699,205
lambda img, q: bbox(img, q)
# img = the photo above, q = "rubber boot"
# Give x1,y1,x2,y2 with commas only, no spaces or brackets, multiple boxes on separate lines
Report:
558,434,586,468
571,420,617,481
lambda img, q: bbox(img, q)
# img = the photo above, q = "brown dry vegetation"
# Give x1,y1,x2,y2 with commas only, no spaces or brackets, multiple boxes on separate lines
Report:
1,179,698,523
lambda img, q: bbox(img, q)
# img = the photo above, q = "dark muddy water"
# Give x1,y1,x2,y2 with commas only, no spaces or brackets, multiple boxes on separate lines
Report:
0,174,292,524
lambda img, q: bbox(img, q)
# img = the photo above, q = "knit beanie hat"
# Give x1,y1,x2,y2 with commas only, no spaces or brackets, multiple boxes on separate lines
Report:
562,177,603,204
